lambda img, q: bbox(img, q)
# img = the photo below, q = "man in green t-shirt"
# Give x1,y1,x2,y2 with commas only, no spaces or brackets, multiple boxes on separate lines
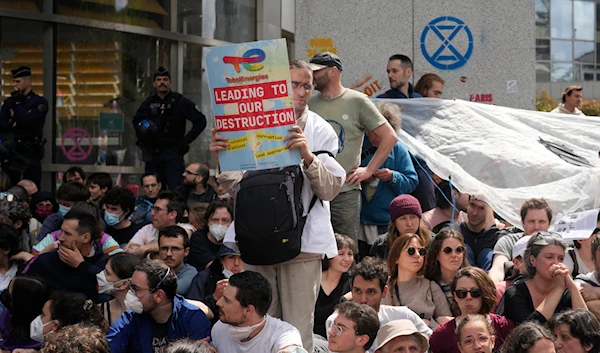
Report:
308,52,398,252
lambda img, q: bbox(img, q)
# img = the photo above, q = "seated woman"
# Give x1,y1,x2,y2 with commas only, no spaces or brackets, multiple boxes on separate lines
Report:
97,252,141,326
29,192,58,244
0,277,50,351
314,234,354,338
501,321,556,353
455,315,496,353
186,245,243,323
424,228,469,314
382,233,452,328
549,309,600,353
0,223,21,291
40,323,109,353
30,292,109,344
504,232,587,324
370,195,431,260
430,267,514,353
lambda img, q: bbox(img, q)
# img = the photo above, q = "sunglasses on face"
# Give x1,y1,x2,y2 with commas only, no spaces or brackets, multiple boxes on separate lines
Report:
406,247,427,257
455,288,482,299
442,246,465,255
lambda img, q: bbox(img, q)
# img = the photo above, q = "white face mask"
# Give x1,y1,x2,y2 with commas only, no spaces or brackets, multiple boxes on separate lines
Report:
210,224,228,242
124,290,145,314
227,316,267,341
96,271,127,295
30,315,55,343
218,193,231,200
222,268,234,279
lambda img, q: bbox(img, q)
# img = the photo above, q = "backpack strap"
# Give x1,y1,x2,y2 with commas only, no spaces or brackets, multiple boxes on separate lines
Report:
305,150,334,213
568,248,579,277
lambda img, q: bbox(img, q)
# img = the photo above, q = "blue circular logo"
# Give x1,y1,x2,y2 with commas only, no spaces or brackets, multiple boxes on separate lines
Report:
421,16,473,70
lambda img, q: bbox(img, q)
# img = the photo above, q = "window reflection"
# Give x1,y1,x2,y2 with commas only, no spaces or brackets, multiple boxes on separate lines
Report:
551,0,573,39
551,39,572,61
574,1,594,40
574,41,594,62
536,0,550,37
55,25,173,167
178,0,256,43
536,62,551,82
551,62,573,82
537,39,550,60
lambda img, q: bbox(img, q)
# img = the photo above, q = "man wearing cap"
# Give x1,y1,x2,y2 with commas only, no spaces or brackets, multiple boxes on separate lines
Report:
0,66,48,188
133,67,207,190
373,320,428,353
186,245,244,323
377,55,421,99
326,301,380,353
308,52,399,249
455,194,499,272
494,235,531,306
488,198,553,282
551,86,585,115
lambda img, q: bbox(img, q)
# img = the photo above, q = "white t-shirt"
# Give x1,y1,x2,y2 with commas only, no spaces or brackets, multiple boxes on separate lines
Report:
129,223,195,246
575,271,600,289
564,248,593,277
224,110,346,258
0,264,18,291
326,305,432,353
211,315,302,353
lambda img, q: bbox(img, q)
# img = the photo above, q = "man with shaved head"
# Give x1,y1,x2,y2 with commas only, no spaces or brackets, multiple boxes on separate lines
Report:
177,163,217,210
17,179,38,200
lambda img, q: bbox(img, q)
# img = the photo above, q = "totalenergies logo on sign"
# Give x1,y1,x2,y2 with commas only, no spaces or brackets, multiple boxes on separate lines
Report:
223,48,266,73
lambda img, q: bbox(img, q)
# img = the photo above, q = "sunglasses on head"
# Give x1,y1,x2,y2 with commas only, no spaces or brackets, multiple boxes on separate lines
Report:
455,288,482,299
406,247,427,257
0,192,20,202
442,246,465,254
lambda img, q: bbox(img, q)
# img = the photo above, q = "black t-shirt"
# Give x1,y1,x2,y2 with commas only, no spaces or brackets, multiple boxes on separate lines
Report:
105,222,145,246
151,319,170,353
314,273,351,337
187,229,221,271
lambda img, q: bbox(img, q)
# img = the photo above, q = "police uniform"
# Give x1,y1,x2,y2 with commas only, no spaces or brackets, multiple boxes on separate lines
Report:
0,66,48,187
133,67,207,190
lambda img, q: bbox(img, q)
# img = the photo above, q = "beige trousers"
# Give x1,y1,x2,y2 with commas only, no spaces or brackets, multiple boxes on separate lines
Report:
245,252,322,353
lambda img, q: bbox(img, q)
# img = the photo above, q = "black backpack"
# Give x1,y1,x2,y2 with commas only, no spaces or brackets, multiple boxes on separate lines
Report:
234,152,331,265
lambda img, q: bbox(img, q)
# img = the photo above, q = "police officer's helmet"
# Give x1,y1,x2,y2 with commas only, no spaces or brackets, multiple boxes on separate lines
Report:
134,119,159,143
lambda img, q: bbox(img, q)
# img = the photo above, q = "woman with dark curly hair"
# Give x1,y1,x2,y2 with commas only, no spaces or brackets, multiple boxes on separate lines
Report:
502,321,555,353
40,324,109,353
548,309,600,353
424,228,469,313
430,267,514,353
29,292,108,343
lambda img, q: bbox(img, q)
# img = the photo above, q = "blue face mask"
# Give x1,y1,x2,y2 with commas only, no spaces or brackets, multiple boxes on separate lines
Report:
104,211,122,227
58,205,70,217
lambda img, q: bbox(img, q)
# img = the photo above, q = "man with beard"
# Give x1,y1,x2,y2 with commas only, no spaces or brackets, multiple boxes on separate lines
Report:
211,271,303,353
133,67,207,190
308,52,398,252
176,162,217,210
377,55,421,99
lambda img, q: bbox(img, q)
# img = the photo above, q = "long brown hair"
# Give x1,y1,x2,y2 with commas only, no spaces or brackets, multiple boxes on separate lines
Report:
450,267,497,315
424,228,468,283
386,220,430,251
387,233,426,288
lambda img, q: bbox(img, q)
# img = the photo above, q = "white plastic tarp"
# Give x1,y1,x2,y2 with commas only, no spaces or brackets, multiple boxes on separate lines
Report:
375,98,600,228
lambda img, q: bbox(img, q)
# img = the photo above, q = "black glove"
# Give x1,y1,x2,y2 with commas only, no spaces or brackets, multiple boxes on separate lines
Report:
10,91,24,104
178,142,190,156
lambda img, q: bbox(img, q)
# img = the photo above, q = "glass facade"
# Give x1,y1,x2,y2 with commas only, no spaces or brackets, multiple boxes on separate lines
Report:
536,0,598,82
0,0,257,190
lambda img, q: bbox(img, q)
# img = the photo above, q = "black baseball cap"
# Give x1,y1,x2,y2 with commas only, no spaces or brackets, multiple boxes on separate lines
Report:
309,52,343,71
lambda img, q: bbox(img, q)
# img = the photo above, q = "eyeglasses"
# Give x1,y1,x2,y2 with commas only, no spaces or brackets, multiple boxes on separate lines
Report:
159,246,185,254
406,247,427,257
442,246,465,255
291,81,313,91
455,288,483,299
0,192,20,202
461,335,491,346
183,170,200,176
328,323,359,337
151,206,166,213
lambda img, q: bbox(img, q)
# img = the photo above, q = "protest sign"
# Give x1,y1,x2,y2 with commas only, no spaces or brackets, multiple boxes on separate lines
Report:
552,209,600,241
206,39,301,171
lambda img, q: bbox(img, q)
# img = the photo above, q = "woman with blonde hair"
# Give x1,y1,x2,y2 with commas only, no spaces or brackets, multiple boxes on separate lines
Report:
383,233,452,328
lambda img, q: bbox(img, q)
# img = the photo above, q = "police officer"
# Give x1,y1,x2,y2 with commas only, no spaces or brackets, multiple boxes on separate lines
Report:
133,67,207,190
0,66,48,188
